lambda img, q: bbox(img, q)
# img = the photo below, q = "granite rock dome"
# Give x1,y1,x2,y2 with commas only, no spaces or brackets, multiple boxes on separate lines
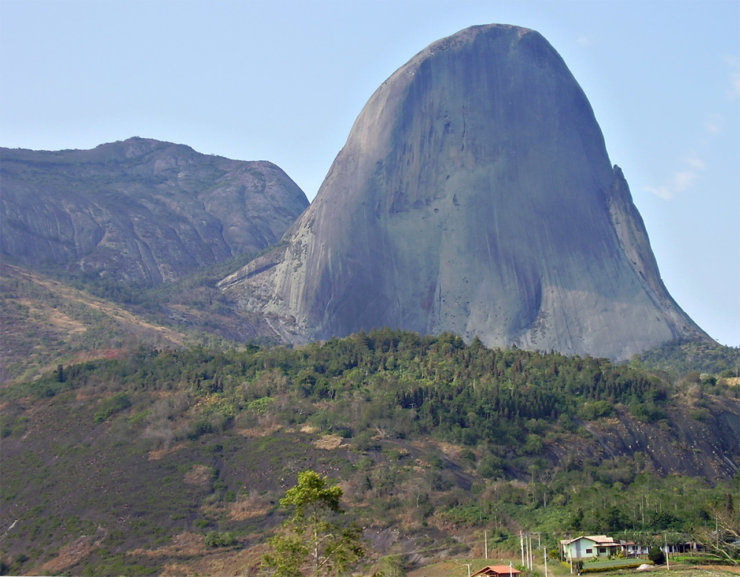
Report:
220,24,708,359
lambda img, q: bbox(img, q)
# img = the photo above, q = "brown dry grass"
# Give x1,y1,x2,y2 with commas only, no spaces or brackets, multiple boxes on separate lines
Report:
227,492,273,521
148,442,186,461
33,527,107,575
11,265,185,345
157,541,268,577
200,491,273,522
313,434,345,449
184,464,214,488
129,532,207,559
1,263,186,384
18,297,87,335
237,423,282,438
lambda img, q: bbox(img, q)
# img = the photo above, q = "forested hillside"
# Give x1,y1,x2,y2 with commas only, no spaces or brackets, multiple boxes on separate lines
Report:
1,330,738,575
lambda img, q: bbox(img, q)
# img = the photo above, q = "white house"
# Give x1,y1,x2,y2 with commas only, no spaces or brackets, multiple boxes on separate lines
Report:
560,535,622,561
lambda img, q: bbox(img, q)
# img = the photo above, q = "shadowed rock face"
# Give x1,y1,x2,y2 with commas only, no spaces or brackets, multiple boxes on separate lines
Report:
220,24,709,359
0,138,308,284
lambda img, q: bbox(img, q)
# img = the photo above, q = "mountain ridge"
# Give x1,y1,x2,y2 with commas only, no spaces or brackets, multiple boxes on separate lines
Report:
0,137,309,285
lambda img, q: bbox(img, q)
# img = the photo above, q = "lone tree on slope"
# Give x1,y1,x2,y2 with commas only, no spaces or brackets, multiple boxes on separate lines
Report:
262,469,365,577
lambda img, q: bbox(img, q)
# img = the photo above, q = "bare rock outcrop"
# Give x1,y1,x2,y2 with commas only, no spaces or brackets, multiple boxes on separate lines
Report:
0,138,308,284
221,24,708,359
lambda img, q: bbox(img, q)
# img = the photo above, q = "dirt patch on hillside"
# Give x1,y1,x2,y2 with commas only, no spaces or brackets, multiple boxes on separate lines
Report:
184,464,214,488
16,266,185,345
237,423,282,438
436,441,466,459
158,543,267,577
148,442,186,461
34,527,107,575
130,532,207,559
200,491,273,522
228,492,273,521
313,434,345,449
19,298,87,335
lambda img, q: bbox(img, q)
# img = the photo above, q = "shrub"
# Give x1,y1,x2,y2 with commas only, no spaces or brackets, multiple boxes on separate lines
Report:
522,433,544,455
187,419,214,440
478,455,503,479
94,393,132,423
579,400,615,420
205,531,237,548
648,547,665,565
630,402,666,423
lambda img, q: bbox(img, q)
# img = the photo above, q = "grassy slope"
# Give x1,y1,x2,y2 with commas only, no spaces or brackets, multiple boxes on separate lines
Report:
0,255,284,385
1,336,738,576
0,263,189,384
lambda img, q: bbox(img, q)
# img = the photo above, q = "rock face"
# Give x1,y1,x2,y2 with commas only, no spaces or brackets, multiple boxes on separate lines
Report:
220,24,709,359
0,138,308,284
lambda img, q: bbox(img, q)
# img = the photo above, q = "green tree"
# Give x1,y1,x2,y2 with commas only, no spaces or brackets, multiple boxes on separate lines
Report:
374,555,405,577
262,470,364,577
648,547,665,565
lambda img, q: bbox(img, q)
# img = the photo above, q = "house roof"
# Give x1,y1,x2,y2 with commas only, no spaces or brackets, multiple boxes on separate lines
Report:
561,535,620,547
471,565,521,577
587,535,619,545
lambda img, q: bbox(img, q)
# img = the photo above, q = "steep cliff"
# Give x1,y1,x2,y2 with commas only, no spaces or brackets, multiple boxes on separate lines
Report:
0,138,308,284
221,24,709,359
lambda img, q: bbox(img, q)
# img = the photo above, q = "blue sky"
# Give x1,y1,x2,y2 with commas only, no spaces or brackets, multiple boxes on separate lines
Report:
1,0,738,347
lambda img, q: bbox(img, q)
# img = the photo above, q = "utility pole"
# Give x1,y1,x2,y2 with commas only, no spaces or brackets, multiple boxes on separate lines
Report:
664,535,670,571
529,534,534,570
716,515,720,549
520,531,524,567
484,530,488,560
544,546,549,577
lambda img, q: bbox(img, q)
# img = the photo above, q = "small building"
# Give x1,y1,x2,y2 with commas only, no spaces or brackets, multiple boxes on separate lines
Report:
560,535,621,561
620,540,649,557
471,565,522,577
662,541,703,554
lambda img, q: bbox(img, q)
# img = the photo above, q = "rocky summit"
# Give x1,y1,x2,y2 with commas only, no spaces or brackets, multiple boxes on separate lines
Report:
0,138,308,284
220,24,708,360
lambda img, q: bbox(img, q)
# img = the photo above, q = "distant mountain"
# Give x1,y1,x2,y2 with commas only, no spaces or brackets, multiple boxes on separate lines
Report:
0,138,308,285
220,24,710,360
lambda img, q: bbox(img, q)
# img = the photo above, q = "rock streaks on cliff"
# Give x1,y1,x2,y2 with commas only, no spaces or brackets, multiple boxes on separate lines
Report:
221,24,708,359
